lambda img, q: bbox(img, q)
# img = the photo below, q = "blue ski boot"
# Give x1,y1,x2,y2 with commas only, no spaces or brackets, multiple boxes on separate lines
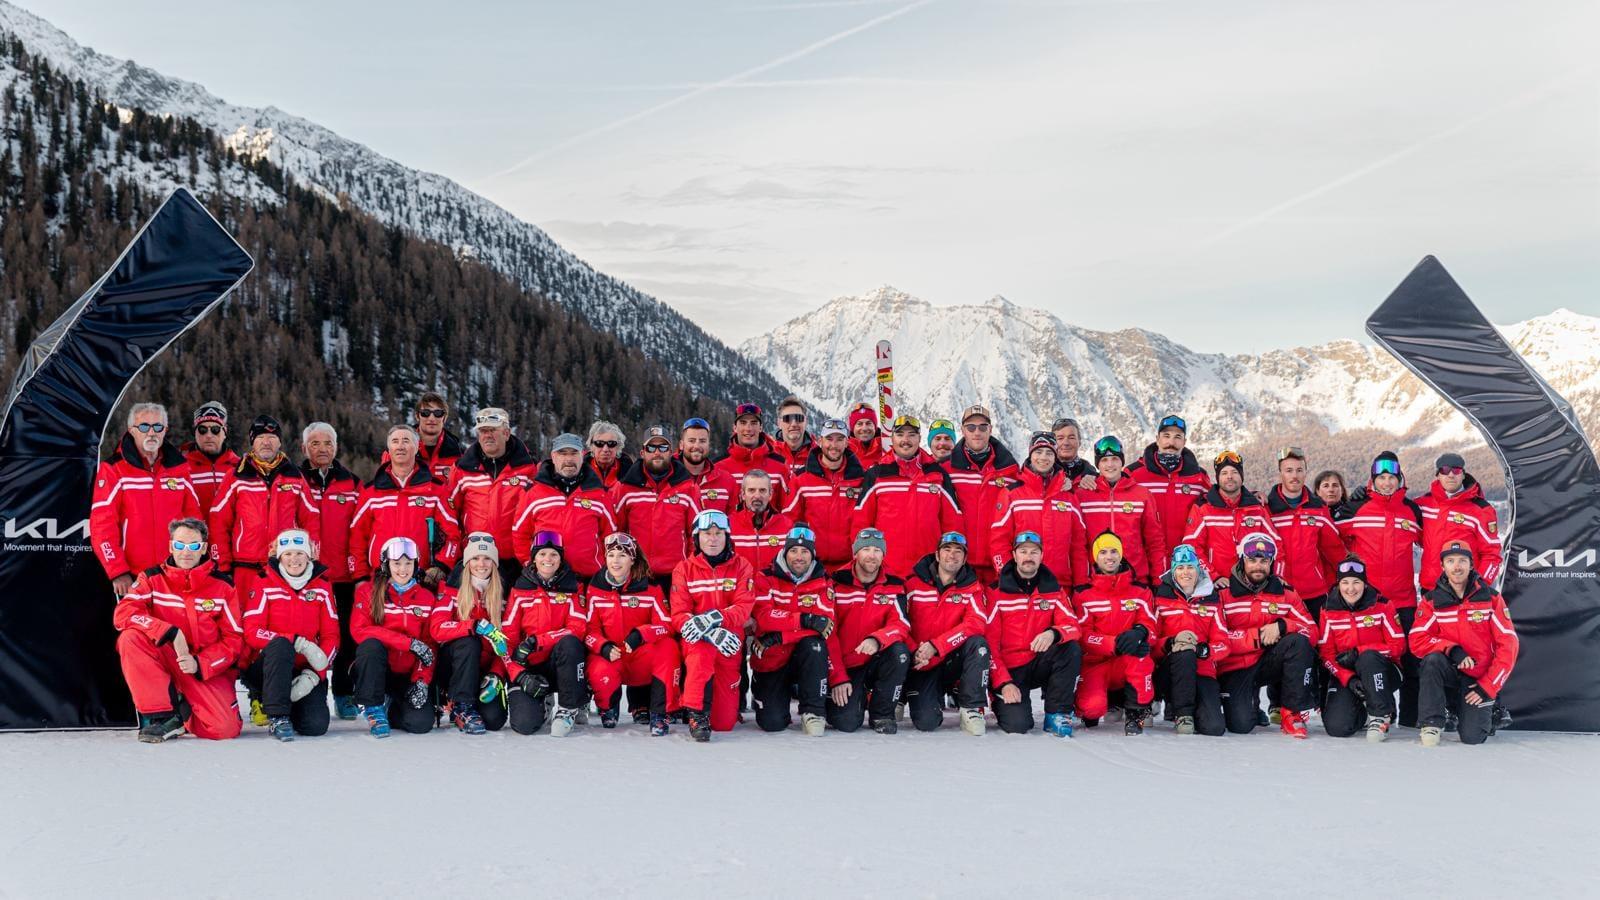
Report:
1043,712,1074,738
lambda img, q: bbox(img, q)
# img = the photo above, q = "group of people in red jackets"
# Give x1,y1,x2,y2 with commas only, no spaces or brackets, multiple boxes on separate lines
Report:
96,394,1517,746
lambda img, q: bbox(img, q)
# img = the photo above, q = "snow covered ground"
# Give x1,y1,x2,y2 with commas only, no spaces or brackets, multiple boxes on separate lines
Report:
2,704,1595,899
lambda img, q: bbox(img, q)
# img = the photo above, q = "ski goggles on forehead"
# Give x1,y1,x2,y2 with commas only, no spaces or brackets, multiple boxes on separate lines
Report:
1240,538,1277,560
604,532,638,553
1158,415,1186,432
787,525,817,542
928,418,956,433
1013,531,1043,548
734,403,763,419
938,532,968,548
170,540,204,552
532,531,564,550
1093,436,1123,457
1214,450,1242,467
1277,446,1305,462
693,510,730,532
1372,458,1402,477
682,417,710,431
381,537,419,560
892,414,922,431
1337,559,1366,576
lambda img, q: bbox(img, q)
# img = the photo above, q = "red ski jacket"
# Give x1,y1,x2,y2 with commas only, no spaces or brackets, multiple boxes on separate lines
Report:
351,580,438,680
91,436,202,580
209,458,320,570
668,551,759,636
1265,487,1348,601
585,452,635,492
1181,486,1277,581
713,437,791,510
114,559,243,681
729,508,794,575
849,436,887,471
782,452,867,569
501,566,587,675
1416,476,1503,587
1074,564,1158,664
1216,569,1315,673
946,440,1020,580
680,460,739,515
772,434,816,480
611,459,701,578
751,558,836,674
1125,445,1211,553
983,562,1081,688
903,554,989,666
303,460,362,582
1337,485,1424,608
349,463,461,578
1150,570,1231,678
851,454,962,577
242,559,340,676
446,437,538,552
416,431,462,483
1316,585,1406,686
989,466,1089,589
181,443,240,524
826,569,911,681
1076,475,1167,584
1410,574,1519,699
511,462,617,577
582,573,672,657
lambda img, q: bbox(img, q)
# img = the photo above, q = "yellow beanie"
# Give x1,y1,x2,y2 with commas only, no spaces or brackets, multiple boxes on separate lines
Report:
1092,532,1123,558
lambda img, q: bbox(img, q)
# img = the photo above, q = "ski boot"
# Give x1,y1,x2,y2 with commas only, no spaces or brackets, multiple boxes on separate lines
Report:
334,694,360,721
1279,707,1308,739
959,707,986,736
871,717,898,735
362,703,391,738
268,716,296,742
633,708,651,726
1124,706,1146,736
688,710,712,742
802,713,826,736
1043,712,1074,738
1175,715,1195,735
600,705,620,729
1365,714,1390,743
649,712,670,737
1420,725,1442,747
136,711,185,743
249,698,269,728
450,699,487,735
550,707,579,737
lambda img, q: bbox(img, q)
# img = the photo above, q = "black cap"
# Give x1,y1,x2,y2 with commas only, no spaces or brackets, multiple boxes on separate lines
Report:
248,415,282,442
1435,452,1466,471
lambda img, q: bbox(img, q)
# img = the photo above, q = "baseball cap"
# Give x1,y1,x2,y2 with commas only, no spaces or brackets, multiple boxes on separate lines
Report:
551,433,584,453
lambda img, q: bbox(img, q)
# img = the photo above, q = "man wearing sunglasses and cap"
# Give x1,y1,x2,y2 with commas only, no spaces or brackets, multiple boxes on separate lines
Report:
1416,452,1503,592
1122,414,1211,554
210,415,321,598
772,395,816,478
1076,436,1167,584
825,527,911,734
985,531,1083,737
1180,450,1277,581
713,402,791,510
1336,450,1424,725
676,417,739,515
946,404,1019,586
180,401,239,524
990,431,1090,591
447,407,538,585
93,403,202,599
783,418,867,571
669,509,760,741
511,432,618,579
1265,446,1348,619
1215,532,1318,737
846,402,886,470
613,425,702,583
1411,544,1519,746
903,532,991,735
852,414,963,579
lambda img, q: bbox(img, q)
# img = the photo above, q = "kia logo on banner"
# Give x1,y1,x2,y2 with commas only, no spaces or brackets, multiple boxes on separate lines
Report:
2,517,91,547
1515,548,1599,577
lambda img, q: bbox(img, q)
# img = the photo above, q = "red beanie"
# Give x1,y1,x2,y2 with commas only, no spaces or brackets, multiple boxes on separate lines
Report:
848,405,878,432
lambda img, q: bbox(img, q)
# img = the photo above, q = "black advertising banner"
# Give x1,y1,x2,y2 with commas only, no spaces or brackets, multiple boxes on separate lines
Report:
0,189,254,730
1367,256,1600,732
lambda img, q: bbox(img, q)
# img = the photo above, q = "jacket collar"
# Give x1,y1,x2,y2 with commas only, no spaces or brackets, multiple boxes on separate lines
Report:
114,433,186,471
619,456,692,488
948,438,1018,472
458,435,535,472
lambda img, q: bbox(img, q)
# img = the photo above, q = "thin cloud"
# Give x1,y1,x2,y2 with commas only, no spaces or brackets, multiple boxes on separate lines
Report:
481,0,937,180
568,76,1018,92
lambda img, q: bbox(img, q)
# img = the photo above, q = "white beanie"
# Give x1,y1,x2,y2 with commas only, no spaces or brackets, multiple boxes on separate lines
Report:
463,532,498,565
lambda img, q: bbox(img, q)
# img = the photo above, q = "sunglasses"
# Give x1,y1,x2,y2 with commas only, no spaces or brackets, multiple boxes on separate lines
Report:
590,440,620,449
170,540,203,552
1277,446,1305,462
963,423,990,433
1372,459,1402,477
1158,415,1187,432
780,414,806,424
277,535,308,548
1014,530,1042,546
1214,450,1242,466
416,408,447,418
134,423,166,434
682,417,710,431
1337,559,1366,575
194,424,224,436
938,532,968,547
643,442,672,452
1437,466,1464,476
605,533,638,552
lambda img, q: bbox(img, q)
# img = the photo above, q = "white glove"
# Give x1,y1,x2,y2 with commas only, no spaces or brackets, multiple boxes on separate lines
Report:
707,626,742,657
294,636,330,671
289,668,320,702
681,609,724,643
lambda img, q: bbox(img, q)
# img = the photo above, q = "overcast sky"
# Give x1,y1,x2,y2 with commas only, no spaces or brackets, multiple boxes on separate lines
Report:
15,0,1599,351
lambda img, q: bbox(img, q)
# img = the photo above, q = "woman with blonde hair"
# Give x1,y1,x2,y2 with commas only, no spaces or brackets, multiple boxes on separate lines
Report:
240,529,339,741
350,536,439,737
430,532,509,734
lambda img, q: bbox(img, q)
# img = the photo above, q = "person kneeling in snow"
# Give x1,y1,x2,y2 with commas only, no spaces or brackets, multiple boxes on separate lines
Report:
240,529,339,741
503,531,590,737
824,528,912,735
1317,557,1405,742
584,532,682,736
1215,533,1317,738
429,532,513,735
1074,532,1157,735
1410,545,1519,747
350,536,440,737
985,531,1083,737
114,517,243,743
902,532,992,735
1151,544,1230,736
670,509,759,742
751,524,836,736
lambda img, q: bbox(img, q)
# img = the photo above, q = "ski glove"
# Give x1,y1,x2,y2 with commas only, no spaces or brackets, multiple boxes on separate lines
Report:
514,671,551,700
512,635,539,664
1334,649,1359,670
757,632,783,648
289,668,320,702
474,619,509,657
707,626,742,657
294,636,329,671
1114,625,1149,656
405,680,429,710
681,609,724,643
1347,676,1368,703
1447,645,1469,665
800,613,834,638
624,629,645,650
408,639,435,667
